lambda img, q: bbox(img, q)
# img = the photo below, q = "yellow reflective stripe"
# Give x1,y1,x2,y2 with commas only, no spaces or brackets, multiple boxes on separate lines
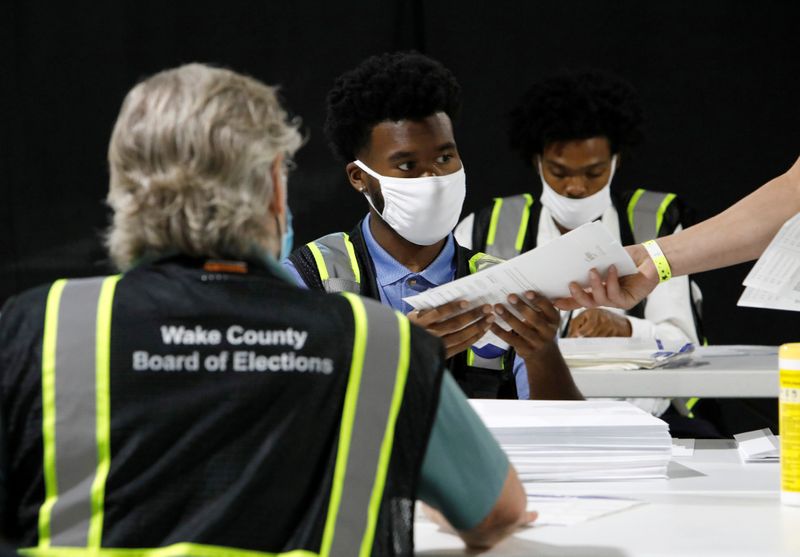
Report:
307,243,329,281
19,543,317,557
320,292,367,557
485,198,504,247
514,194,534,252
358,312,410,557
88,275,121,548
626,188,646,232
341,233,361,285
39,279,68,548
655,193,677,235
468,253,484,275
686,397,700,418
466,349,475,366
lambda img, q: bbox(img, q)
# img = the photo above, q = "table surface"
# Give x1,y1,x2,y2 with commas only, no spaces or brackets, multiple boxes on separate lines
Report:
571,345,779,398
415,440,800,557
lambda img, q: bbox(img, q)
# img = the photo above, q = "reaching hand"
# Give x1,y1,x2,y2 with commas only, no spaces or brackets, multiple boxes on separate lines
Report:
408,300,494,359
554,244,660,311
567,308,632,337
489,291,560,360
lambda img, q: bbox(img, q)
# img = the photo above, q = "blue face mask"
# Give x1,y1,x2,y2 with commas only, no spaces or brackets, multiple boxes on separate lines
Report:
279,206,294,260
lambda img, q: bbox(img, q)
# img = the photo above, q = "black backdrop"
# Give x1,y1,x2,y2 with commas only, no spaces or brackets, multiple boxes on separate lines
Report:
2,1,799,345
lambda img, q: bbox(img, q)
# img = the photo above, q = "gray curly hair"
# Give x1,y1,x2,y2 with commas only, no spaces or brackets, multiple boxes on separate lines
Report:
106,63,303,270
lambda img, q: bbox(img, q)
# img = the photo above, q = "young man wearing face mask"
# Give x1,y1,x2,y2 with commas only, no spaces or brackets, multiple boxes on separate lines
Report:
285,52,581,402
455,69,707,427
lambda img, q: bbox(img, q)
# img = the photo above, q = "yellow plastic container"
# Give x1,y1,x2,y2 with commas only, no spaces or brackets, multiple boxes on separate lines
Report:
779,343,800,506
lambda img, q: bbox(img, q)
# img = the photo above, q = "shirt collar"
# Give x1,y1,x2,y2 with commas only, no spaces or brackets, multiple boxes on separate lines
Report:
361,214,456,286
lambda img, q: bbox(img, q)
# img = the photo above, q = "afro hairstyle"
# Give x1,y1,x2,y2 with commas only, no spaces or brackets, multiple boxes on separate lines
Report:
509,68,644,165
324,51,461,162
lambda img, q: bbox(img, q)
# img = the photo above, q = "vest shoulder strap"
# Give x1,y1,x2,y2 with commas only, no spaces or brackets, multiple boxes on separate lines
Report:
38,275,121,548
325,292,413,556
484,193,535,260
626,188,679,243
302,232,363,294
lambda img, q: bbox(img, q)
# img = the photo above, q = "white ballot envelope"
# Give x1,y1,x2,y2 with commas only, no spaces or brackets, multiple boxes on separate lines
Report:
739,212,800,311
403,222,637,345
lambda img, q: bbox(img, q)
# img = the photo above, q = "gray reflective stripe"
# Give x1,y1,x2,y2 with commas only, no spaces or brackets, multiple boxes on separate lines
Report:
485,195,529,259
50,277,106,546
329,298,405,556
471,353,503,370
314,233,360,294
630,190,671,243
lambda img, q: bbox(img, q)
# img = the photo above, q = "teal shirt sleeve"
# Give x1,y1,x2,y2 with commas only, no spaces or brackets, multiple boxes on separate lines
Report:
417,371,510,530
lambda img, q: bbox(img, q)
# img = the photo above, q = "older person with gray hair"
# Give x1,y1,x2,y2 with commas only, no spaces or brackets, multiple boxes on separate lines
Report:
0,63,532,556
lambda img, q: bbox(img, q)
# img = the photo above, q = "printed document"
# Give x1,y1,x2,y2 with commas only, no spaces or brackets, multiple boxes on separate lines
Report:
739,212,800,311
403,222,636,343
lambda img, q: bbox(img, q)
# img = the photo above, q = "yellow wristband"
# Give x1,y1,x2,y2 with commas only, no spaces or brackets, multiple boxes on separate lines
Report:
641,239,672,283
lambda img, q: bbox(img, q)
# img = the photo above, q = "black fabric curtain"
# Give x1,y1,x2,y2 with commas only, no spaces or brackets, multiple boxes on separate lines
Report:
2,0,799,344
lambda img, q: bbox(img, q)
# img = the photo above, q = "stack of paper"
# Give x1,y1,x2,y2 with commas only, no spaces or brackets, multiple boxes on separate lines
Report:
471,400,672,482
734,428,780,463
738,212,800,311
558,337,695,370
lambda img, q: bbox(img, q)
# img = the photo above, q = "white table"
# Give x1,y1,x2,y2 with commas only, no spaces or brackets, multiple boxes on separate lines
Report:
415,440,800,556
571,345,779,398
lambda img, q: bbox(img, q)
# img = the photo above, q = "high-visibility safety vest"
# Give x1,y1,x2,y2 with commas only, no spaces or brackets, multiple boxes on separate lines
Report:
470,189,706,415
288,220,518,399
2,259,442,556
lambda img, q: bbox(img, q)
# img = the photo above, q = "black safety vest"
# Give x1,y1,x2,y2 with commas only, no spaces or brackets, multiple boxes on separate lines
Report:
288,221,519,399
0,257,443,556
470,189,705,340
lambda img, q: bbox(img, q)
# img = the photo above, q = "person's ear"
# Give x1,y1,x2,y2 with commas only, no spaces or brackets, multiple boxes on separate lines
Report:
268,153,286,218
345,162,369,194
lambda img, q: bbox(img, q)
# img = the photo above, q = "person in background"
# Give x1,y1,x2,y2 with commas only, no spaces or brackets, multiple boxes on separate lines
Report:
560,156,800,311
456,70,705,429
0,63,535,555
559,155,800,436
285,52,582,401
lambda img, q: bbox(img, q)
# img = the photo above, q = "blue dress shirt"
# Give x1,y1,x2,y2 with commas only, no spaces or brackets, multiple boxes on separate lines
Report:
282,215,530,398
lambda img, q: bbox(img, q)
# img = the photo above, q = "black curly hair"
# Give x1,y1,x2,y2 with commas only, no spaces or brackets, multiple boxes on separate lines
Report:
509,69,644,166
324,51,462,162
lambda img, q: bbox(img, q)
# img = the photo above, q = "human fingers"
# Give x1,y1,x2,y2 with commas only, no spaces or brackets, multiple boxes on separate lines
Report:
493,303,552,347
566,281,600,309
426,305,493,336
586,268,611,307
488,322,521,349
553,296,583,311
520,291,560,325
566,312,589,338
441,315,496,358
409,299,469,326
503,296,556,342
520,510,538,526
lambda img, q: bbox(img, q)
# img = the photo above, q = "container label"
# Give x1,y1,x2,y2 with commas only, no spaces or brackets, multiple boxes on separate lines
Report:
780,369,800,494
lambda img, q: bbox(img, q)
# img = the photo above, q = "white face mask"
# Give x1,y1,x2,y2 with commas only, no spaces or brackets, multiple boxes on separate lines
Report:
354,160,466,246
539,156,617,230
